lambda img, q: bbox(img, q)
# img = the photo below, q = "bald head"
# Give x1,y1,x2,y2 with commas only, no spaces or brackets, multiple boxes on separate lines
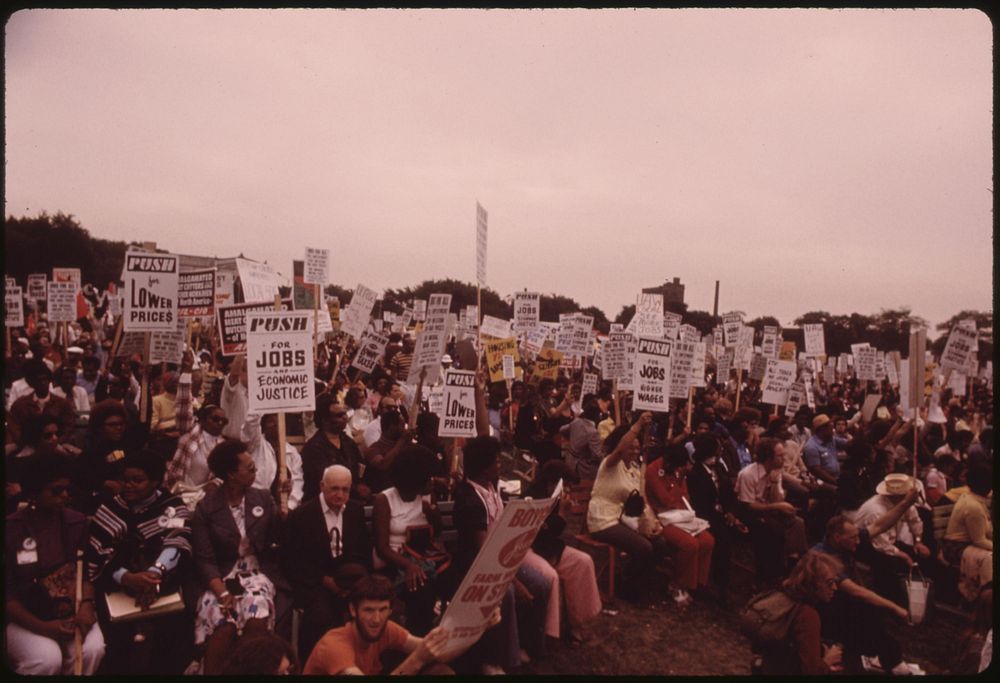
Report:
321,465,352,510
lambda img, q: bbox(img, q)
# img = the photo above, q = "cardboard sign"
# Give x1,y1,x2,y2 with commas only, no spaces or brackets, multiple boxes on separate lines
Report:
734,325,755,370
502,355,516,381
940,325,977,372
523,326,550,358
410,293,453,377
304,247,329,286
722,312,743,347
749,352,768,382
5,287,24,327
761,359,796,405
761,326,779,358
602,331,631,381
52,267,81,290
485,337,522,383
235,258,280,304
529,347,563,384
149,319,185,365
778,340,797,361
662,311,682,341
802,323,825,357
669,341,696,399
555,313,577,355
633,336,672,411
480,315,512,340
632,293,664,339
340,284,379,341
46,281,79,322
217,299,293,356
177,268,216,318
513,292,540,335
123,251,179,331
351,329,390,375
786,381,805,416
569,315,593,356
413,299,427,322
581,372,599,398
476,202,488,286
246,311,316,413
439,493,557,658
27,274,47,301
690,342,707,388
716,347,734,386
439,369,477,437
855,347,878,381
215,269,236,310
617,335,639,391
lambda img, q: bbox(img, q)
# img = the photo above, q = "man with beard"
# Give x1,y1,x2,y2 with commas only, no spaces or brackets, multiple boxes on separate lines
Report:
303,574,497,675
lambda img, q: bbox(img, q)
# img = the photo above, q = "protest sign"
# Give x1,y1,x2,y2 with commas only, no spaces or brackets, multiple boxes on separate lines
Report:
502,355,516,381
5,276,14,289
304,247,329,286
291,260,316,311
476,202,488,285
439,493,557,658
215,269,236,310
5,287,24,327
602,331,631,381
351,329,390,375
855,347,877,381
246,311,315,413
439,369,477,437
617,335,639,391
875,351,886,382
761,359,796,405
480,315,512,340
610,323,624,333
235,258,280,303
761,326,779,358
427,385,445,417
662,311,682,341
122,251,179,332
679,324,700,344
569,314,593,357
413,299,427,322
749,353,768,382
217,299,293,356
716,347,734,385
633,337,672,411
47,281,79,322
803,376,816,410
940,325,977,372
802,323,825,357
485,337,522,383
177,268,216,318
778,340,796,361
631,293,664,339
581,372,598,398
513,292,540,335
837,353,850,375
690,342,707,388
52,267,81,290
947,371,967,396
27,274,47,301
786,381,805,416
149,319,185,365
823,360,836,386
340,284,379,340
523,326,550,358
529,347,563,384
114,331,147,359
410,294,452,375
669,341,696,399
555,313,577,355
886,351,901,387
722,312,743,347
734,325,755,371
713,325,724,349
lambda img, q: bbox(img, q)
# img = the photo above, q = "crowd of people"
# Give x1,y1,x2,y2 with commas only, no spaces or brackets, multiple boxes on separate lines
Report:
3,297,993,676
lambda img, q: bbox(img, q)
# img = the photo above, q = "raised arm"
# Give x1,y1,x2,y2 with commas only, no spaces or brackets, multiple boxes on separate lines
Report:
605,412,652,469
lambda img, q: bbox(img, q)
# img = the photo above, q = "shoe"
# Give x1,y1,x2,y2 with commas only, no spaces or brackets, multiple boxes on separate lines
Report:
861,655,884,672
482,664,506,675
890,661,926,676
672,589,692,608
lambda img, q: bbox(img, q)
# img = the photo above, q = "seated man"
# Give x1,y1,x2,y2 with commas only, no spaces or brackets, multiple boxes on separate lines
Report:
283,465,371,662
853,474,931,606
735,437,808,585
802,414,848,486
304,574,498,675
813,492,925,676
6,359,77,448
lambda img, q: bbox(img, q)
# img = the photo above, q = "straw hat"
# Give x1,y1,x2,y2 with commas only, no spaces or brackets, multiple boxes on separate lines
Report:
876,473,914,496
812,414,832,429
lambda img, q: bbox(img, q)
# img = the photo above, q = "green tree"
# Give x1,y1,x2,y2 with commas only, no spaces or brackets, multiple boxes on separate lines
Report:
682,309,717,337
614,304,635,326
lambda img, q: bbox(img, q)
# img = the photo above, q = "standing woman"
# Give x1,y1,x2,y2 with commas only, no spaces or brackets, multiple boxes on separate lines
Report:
586,412,669,604
191,440,285,674
5,452,106,675
645,444,715,607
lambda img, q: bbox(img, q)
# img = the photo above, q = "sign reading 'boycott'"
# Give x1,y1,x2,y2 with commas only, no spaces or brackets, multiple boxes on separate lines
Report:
246,311,316,413
439,369,477,437
123,251,179,331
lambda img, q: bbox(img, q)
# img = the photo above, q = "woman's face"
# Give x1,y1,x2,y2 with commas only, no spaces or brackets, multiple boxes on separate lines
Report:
230,452,257,488
816,567,838,603
202,409,229,436
622,438,642,464
101,414,127,442
121,466,158,503
35,477,72,511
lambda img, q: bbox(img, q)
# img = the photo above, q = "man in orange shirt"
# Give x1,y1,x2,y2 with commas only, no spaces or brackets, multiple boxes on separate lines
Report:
304,574,498,675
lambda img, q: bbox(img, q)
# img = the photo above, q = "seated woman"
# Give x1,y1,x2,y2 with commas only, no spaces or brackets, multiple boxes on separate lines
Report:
372,444,444,636
586,412,669,604
191,440,286,674
74,400,132,515
86,450,194,674
645,444,715,607
757,551,844,675
525,461,603,645
6,414,66,515
942,463,993,604
5,452,106,675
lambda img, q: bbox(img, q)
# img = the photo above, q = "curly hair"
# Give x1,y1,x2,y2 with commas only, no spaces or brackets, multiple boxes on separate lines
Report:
207,439,249,479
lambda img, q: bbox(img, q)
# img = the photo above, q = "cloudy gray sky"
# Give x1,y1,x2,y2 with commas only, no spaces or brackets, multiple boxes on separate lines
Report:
4,8,993,328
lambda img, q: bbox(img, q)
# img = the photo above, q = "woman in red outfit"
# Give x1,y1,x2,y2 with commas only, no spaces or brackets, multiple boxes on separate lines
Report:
645,445,715,607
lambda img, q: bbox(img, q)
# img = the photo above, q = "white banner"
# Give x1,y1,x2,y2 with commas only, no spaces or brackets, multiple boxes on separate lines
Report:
802,323,826,357
633,336,672,411
235,257,280,304
439,369,477,437
340,284,379,340
246,311,316,413
303,247,329,286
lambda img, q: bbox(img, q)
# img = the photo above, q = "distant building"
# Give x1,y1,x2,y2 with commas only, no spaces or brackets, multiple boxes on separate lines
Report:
642,277,685,308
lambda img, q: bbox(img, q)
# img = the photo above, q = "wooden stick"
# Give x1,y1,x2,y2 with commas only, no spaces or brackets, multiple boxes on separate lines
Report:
314,284,321,357
408,366,427,430
735,367,743,411
108,316,123,369
139,333,151,424
5,326,11,359
273,294,289,514
613,378,621,426
686,385,694,431
507,378,515,432
73,549,84,675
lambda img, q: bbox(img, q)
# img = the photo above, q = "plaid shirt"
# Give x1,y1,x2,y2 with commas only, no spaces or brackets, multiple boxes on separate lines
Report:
165,373,220,488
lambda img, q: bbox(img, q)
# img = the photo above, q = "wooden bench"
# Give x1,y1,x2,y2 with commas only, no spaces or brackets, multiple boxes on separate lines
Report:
362,499,458,547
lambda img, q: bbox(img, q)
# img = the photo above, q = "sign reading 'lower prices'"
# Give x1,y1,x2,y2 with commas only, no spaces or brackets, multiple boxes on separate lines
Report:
246,311,316,413
438,369,477,437
123,251,179,331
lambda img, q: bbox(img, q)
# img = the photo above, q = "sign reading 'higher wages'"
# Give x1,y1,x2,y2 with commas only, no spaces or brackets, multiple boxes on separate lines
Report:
246,311,316,413
633,336,672,411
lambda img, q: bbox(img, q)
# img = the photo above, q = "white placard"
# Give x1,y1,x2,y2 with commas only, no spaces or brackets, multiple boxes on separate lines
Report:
617,335,639,391
476,202,488,286
340,284,379,340
761,325,779,358
886,351,901,387
875,351,886,382
480,315,512,339
235,258,280,304
351,329,390,375
802,323,825,357
632,292,664,338
148,319,185,365
581,372,598,398
716,347,734,385
669,341,696,399
439,369,477,437
855,347,878,381
513,292,540,335
45,281,77,323
690,342,707,388
410,293,453,379
722,312,743,347
602,331,631,381
303,247,329,286
633,336,672,411
123,251,179,332
940,325,977,372
502,355,516,381
749,353,768,382
662,311,682,341
523,326,550,358
214,269,236,310
5,287,24,327
413,300,427,322
786,381,805,416
761,359,796,405
246,311,316,413
570,314,593,357
27,274,47,302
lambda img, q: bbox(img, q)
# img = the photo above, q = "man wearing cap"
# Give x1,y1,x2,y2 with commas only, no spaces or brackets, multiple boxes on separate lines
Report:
802,414,848,485
853,474,930,606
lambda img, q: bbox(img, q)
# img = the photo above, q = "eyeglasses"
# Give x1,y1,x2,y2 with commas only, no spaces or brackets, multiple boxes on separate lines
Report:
208,415,229,424
42,430,61,440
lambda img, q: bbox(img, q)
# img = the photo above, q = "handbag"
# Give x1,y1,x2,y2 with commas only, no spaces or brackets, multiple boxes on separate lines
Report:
620,489,645,532
902,566,932,625
25,562,77,620
393,524,452,591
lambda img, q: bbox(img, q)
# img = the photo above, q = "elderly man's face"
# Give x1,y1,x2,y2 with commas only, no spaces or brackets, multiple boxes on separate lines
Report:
321,469,352,510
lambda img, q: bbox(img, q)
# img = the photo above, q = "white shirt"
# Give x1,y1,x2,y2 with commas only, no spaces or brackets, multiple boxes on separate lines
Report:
362,419,383,448
51,384,90,415
319,494,345,559
241,413,304,510
6,379,33,410
221,380,249,440
372,487,428,569
736,463,785,505
854,493,923,555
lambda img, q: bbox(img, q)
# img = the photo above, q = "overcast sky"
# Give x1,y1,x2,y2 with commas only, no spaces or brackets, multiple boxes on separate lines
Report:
4,8,993,329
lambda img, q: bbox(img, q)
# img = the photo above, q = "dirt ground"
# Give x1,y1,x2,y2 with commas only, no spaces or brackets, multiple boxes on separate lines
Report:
507,509,981,676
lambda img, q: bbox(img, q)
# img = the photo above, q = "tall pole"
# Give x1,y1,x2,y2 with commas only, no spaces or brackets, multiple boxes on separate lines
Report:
713,280,720,320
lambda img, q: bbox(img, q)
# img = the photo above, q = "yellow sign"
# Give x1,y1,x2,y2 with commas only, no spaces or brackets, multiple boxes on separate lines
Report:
528,347,563,384
484,337,523,383
778,341,797,361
